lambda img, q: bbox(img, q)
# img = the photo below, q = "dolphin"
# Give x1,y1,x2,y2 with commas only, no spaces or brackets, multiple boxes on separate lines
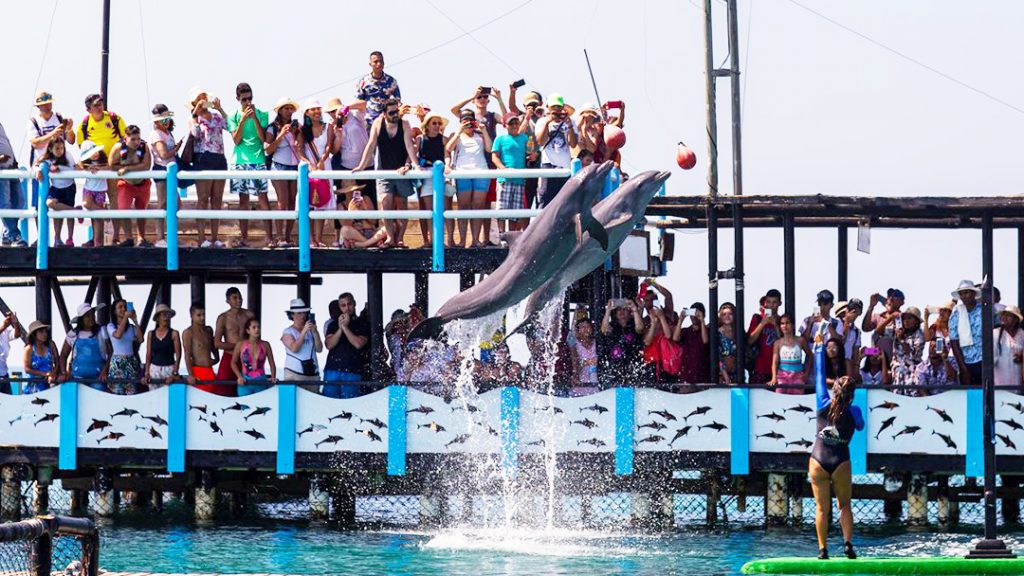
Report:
409,161,615,340
508,170,672,337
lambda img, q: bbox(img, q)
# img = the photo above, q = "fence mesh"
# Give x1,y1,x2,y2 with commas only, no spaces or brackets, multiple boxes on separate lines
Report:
0,538,30,575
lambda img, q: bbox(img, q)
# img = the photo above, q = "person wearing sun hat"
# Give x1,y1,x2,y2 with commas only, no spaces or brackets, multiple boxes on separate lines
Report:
265,96,303,246
889,305,925,394
281,298,322,390
28,90,75,167
22,320,59,394
143,304,181,390
415,110,452,246
923,298,956,345
0,309,22,394
949,279,984,386
992,304,1024,388
227,82,272,248
508,86,544,209
187,87,230,248
535,93,578,206
59,303,108,391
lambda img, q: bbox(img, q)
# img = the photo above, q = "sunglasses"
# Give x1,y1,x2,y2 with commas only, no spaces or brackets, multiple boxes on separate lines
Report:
386,110,400,117
240,96,253,103
429,121,442,126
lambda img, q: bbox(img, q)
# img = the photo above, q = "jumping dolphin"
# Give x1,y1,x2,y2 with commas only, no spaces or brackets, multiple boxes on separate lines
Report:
409,162,615,340
508,170,672,337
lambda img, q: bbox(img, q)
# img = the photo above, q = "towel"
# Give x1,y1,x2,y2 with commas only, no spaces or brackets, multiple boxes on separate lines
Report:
956,302,973,347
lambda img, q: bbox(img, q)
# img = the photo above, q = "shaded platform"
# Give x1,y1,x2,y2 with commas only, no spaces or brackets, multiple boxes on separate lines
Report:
742,556,1024,574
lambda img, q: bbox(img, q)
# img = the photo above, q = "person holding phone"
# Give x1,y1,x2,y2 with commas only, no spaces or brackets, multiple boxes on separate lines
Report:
265,97,303,246
446,109,493,247
106,299,144,395
338,187,388,249
747,289,782,384
227,83,272,248
299,100,336,247
672,303,710,386
281,299,323,392
508,87,544,209
0,121,25,247
535,94,578,207
449,86,507,142
599,298,645,385
416,111,453,246
323,293,369,399
28,91,75,166
108,125,153,248
149,104,181,248
188,88,229,248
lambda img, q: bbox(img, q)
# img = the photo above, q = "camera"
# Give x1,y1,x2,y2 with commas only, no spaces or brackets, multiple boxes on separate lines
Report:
290,119,300,130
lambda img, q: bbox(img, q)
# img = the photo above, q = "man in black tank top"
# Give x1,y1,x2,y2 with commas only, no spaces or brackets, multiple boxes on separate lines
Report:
352,98,418,248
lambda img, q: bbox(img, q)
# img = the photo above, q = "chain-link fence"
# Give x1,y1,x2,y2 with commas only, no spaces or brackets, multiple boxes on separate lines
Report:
0,537,31,575
0,516,97,576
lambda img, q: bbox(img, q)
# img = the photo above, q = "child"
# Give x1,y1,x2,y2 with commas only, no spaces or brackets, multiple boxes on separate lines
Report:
232,318,277,396
35,137,77,246
108,125,153,247
143,304,181,389
769,314,813,395
182,304,219,393
77,141,108,247
22,321,59,394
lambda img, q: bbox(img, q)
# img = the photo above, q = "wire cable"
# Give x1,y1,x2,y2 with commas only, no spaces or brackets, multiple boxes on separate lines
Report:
785,0,1024,116
19,0,61,157
424,0,530,87
137,0,152,108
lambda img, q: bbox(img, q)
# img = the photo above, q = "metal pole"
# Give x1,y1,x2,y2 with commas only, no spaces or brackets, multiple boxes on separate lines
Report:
726,0,745,385
414,271,429,313
246,271,262,324
1018,226,1024,308
100,0,111,100
704,0,720,383
837,225,849,301
296,273,311,309
367,272,385,381
784,215,796,318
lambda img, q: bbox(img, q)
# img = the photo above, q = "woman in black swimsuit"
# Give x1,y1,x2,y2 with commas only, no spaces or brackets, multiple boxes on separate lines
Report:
810,341,864,560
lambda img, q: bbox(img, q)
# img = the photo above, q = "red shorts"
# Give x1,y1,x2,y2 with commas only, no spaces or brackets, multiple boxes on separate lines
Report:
213,354,238,396
117,180,152,210
191,365,217,394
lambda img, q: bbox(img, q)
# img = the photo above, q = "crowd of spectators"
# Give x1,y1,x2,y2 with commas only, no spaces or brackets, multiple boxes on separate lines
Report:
0,51,626,250
0,276,1016,398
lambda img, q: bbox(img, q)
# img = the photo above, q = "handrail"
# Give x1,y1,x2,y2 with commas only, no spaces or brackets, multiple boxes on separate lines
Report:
7,159,595,273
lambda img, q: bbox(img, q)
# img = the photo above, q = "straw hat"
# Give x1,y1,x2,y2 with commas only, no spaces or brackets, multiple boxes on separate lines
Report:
834,299,863,317
523,91,542,106
273,97,300,113
902,306,924,323
34,91,55,107
26,321,50,340
153,303,176,320
324,97,345,113
951,279,981,298
1001,305,1023,323
421,111,449,132
187,86,208,108
286,298,310,314
578,102,601,117
938,299,956,311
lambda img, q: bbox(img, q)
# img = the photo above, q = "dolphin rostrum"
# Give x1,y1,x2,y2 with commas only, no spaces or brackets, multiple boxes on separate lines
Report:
409,161,615,340
508,170,672,338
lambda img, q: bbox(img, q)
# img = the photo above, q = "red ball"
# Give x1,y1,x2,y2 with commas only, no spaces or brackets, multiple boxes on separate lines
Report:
603,125,626,151
676,142,697,170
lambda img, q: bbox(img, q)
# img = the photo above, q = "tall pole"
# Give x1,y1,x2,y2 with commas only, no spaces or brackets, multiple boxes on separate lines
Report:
703,0,720,383
726,0,745,384
100,0,111,100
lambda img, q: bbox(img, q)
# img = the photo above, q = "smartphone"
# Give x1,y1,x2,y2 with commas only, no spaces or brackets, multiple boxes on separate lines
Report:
480,87,492,95
126,302,135,312
934,337,945,354
309,312,317,323
894,314,903,329
512,79,526,89
353,190,363,202
612,298,628,308
764,309,773,318
290,119,300,130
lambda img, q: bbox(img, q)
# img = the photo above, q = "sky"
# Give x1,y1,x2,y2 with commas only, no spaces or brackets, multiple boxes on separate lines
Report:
2,0,1023,368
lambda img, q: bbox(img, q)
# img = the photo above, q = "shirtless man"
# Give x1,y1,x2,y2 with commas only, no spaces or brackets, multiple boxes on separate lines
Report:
214,287,254,396
182,304,219,394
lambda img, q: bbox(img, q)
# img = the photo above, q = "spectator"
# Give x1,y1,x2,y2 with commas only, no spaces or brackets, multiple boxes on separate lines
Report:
718,302,738,384
890,306,925,392
507,88,543,209
59,303,107,391
353,98,418,248
642,306,678,384
640,280,675,329
182,303,219,393
188,88,229,248
769,314,812,394
300,100,336,247
834,299,864,378
142,304,181,390
575,102,612,163
22,321,58,394
0,311,21,394
108,125,153,247
385,309,409,381
325,97,370,208
823,337,846,387
800,289,840,343
34,137,78,247
0,121,25,247
862,288,905,358
994,305,1024,389
450,86,507,142
356,51,401,128
923,299,954,344
76,142,109,247
747,289,782,384
281,298,323,391
599,298,644,385
571,317,599,396
232,318,278,397
226,83,272,248
338,188,388,249
912,340,958,395
446,109,493,248
416,111,454,245
859,347,890,386
535,94,577,207
76,94,127,245
478,342,523,392
28,91,75,164
265,97,303,247
106,299,143,395
148,104,182,248
949,280,983,386
673,304,710,386
214,287,254,395
323,293,369,399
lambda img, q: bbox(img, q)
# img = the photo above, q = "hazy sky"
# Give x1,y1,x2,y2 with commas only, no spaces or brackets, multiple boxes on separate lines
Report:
2,0,1023,367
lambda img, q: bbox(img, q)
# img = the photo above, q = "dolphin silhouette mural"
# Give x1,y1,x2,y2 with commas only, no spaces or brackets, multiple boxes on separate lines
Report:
508,169,672,338
409,161,615,341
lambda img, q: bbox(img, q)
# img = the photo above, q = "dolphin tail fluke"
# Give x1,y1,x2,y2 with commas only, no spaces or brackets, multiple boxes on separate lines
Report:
503,313,540,343
409,316,446,341
580,212,609,251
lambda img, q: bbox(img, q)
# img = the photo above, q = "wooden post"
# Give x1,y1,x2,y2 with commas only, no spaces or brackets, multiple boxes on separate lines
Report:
93,468,115,519
907,473,928,526
50,279,72,332
35,274,52,326
367,272,385,381
414,271,429,313
297,272,311,308
246,270,262,324
190,274,206,307
195,469,216,522
83,276,99,307
96,276,112,324
783,215,796,318
766,473,789,526
309,474,329,522
158,279,171,306
459,272,475,292
837,225,849,301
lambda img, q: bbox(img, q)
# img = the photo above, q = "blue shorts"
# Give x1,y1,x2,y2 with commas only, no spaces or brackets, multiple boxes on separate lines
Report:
47,183,76,207
238,377,271,397
322,370,361,399
273,162,299,171
193,151,228,171
455,178,490,193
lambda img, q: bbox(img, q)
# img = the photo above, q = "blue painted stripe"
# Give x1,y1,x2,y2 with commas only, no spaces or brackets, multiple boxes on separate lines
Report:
615,387,634,475
730,388,750,475
36,163,49,269
58,383,78,470
167,382,187,473
500,387,520,475
850,388,869,475
966,388,984,477
431,162,446,272
296,163,311,273
387,385,408,476
276,384,297,474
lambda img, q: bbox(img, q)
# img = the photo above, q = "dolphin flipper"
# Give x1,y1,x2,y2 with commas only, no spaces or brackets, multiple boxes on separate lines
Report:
408,316,446,341
580,212,609,251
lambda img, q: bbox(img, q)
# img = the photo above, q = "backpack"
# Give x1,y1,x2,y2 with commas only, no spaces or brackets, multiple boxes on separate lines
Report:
29,113,65,164
644,333,684,380
80,111,122,141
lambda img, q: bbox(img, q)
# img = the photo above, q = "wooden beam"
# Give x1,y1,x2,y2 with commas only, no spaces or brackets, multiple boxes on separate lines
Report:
0,294,29,344
367,272,385,381
83,276,99,305
138,281,161,334
50,278,72,333
35,275,52,326
247,271,262,324
414,272,429,313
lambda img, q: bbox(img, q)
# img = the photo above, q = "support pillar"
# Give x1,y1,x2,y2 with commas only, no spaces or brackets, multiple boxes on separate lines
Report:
331,485,356,527
93,468,115,519
631,493,651,529
157,279,171,306
194,469,217,522
1002,475,1021,525
704,470,720,526
936,475,953,526
414,271,429,313
783,215,796,318
367,272,385,382
766,472,789,526
36,274,53,327
788,473,804,525
190,273,206,307
297,272,311,308
883,471,903,523
246,270,262,323
34,466,52,516
308,474,329,522
0,467,21,520
69,488,89,517
907,473,928,526
97,276,112,325
837,225,849,301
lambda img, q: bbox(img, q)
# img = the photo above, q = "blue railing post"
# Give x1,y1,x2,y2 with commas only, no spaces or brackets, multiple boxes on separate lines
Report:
570,157,582,176
297,163,311,272
276,384,297,474
730,388,750,475
166,162,179,271
167,381,187,473
36,162,50,269
431,161,446,272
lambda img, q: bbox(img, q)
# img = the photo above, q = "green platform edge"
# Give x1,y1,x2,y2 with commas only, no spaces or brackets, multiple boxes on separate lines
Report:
741,557,1024,575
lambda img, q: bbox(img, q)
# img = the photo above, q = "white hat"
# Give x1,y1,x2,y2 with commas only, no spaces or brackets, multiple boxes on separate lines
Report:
578,102,601,117
303,99,323,113
72,302,104,325
78,141,105,163
951,279,981,299
287,298,310,313
274,97,300,113
187,86,208,107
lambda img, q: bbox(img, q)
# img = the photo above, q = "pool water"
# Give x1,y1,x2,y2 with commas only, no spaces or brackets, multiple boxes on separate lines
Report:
95,522,1022,575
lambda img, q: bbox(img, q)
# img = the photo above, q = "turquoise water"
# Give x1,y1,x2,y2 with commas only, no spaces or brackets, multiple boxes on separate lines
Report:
95,522,1020,575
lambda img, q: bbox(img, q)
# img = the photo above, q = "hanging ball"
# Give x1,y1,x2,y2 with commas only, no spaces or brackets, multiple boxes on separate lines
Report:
676,142,697,170
603,125,626,151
